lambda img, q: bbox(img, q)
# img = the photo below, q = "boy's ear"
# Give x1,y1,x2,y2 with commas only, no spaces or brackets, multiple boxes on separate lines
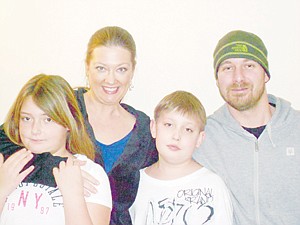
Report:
150,119,156,138
195,131,205,148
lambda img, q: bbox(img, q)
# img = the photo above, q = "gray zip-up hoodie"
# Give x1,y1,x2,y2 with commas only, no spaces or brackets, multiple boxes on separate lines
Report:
193,94,300,225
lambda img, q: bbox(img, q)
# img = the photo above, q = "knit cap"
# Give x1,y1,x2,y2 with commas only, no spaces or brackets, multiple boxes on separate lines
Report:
213,30,270,79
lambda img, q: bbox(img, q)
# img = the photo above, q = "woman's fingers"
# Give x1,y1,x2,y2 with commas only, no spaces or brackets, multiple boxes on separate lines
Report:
81,170,99,196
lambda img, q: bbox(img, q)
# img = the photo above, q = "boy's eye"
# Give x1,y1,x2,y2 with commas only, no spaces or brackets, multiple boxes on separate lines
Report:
186,128,193,133
164,123,172,127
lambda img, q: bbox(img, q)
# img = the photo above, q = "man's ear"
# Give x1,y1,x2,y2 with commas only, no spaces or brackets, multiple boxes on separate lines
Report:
264,73,270,83
216,79,220,88
196,131,205,148
150,119,156,138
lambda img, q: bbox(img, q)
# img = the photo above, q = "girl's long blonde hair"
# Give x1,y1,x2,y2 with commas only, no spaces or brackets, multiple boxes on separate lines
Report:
4,74,95,160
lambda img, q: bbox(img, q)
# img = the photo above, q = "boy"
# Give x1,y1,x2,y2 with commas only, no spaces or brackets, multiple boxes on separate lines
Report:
129,90,232,225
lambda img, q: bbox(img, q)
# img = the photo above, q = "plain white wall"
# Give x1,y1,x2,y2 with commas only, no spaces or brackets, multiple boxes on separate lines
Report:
1,0,300,123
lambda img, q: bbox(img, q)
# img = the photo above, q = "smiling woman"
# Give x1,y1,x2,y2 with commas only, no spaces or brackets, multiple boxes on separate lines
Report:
74,27,158,224
85,46,134,108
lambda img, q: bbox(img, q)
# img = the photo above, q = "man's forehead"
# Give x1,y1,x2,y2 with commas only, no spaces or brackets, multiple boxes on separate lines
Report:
220,58,258,65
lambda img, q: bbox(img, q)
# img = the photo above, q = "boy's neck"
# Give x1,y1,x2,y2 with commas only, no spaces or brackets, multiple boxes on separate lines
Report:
145,160,202,180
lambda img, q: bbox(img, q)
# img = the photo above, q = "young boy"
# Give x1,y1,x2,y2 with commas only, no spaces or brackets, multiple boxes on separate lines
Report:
129,90,232,225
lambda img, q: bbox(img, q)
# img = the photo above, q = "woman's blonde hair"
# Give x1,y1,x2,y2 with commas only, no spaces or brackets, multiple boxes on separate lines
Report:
85,26,136,69
4,74,95,160
154,90,207,131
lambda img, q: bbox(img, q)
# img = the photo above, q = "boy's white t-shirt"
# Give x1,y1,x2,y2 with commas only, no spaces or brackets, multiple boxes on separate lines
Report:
129,167,232,225
0,154,112,225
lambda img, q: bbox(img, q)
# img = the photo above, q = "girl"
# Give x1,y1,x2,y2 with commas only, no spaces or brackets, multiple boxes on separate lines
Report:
0,74,112,225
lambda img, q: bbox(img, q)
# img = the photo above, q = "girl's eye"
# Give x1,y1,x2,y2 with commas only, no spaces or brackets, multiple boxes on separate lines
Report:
21,116,31,122
45,117,52,123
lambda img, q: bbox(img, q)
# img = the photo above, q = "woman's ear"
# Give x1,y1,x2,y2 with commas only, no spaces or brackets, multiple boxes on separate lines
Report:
150,119,156,138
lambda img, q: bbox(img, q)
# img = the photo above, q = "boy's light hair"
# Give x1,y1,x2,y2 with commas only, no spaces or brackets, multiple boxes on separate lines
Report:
4,74,95,160
154,90,206,131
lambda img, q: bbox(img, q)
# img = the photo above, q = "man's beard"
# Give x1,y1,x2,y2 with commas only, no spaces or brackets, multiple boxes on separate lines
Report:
219,82,266,111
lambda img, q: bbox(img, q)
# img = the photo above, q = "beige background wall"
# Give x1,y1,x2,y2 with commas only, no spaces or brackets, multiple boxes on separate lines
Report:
1,0,300,123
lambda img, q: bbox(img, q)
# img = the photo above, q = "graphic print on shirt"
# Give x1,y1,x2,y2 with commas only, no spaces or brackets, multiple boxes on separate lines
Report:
4,182,63,216
146,187,214,225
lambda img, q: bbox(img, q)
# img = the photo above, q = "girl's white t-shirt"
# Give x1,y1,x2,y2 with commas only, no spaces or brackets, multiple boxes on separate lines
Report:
0,154,112,225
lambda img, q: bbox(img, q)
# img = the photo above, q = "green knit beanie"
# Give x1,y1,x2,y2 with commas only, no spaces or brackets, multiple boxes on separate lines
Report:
213,30,270,79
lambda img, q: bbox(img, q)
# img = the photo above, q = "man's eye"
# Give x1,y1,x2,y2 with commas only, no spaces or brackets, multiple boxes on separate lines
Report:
246,64,255,68
222,66,232,71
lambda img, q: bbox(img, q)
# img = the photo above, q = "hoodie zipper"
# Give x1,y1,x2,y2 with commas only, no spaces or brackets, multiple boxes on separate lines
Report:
254,140,260,225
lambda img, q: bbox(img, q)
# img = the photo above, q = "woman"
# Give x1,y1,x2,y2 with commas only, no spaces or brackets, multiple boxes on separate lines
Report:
0,26,158,224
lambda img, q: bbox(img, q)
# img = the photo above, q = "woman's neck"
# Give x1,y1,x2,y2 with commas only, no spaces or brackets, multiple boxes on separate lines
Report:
84,90,123,116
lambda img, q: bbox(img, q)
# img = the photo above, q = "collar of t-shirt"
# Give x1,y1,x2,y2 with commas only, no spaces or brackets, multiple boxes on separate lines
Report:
242,102,276,139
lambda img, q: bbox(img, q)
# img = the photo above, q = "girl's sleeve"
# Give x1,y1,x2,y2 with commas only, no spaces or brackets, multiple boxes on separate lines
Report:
81,156,112,209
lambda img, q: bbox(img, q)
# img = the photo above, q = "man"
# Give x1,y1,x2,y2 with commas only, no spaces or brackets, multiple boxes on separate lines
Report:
193,30,300,225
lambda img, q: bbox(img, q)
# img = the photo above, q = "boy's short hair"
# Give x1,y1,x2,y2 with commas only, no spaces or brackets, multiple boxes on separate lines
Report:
154,90,206,131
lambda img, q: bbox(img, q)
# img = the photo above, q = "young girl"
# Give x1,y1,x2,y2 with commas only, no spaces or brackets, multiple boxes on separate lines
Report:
0,74,112,225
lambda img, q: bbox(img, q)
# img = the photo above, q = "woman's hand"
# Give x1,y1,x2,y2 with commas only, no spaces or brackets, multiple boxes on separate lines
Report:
74,159,100,197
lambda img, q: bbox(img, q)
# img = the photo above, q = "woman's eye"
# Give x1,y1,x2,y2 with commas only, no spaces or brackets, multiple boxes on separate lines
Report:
118,67,128,73
96,66,106,71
